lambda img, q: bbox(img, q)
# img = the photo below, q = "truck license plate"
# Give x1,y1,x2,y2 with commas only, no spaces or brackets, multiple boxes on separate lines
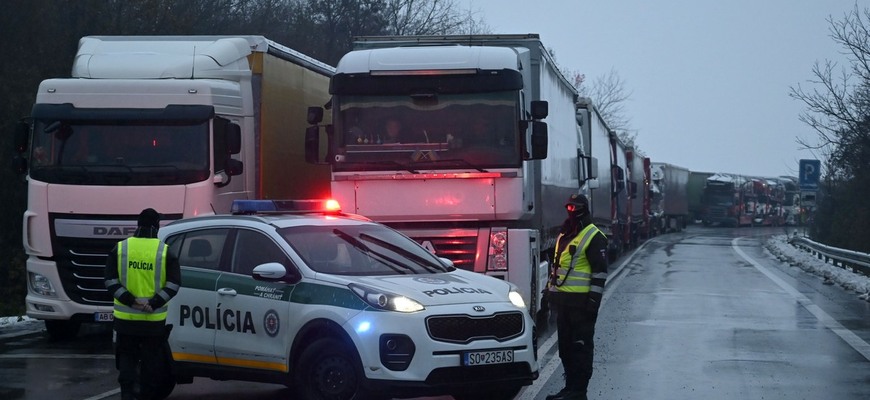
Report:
462,349,513,366
94,312,114,322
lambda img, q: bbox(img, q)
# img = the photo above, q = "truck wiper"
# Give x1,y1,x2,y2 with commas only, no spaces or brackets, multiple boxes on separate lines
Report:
425,158,488,172
376,160,419,174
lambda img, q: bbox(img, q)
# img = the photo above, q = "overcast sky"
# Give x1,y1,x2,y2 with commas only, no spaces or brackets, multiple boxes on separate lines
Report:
459,0,860,178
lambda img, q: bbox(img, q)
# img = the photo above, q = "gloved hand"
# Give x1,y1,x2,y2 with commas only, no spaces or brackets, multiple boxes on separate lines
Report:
586,294,601,316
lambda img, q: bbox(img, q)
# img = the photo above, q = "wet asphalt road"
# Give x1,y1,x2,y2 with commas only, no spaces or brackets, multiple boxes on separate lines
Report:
2,226,869,400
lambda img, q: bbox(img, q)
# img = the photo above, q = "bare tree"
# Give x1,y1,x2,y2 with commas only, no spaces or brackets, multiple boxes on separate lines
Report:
579,68,633,142
383,0,485,35
789,4,870,175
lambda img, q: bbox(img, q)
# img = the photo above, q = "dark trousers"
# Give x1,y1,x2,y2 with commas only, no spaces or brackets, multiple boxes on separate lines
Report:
554,305,597,393
115,332,165,400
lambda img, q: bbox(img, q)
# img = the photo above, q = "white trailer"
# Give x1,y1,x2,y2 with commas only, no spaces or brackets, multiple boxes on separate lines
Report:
575,98,627,260
14,36,333,339
306,34,586,320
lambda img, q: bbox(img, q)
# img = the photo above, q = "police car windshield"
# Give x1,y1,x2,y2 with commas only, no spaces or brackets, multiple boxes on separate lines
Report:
279,224,446,275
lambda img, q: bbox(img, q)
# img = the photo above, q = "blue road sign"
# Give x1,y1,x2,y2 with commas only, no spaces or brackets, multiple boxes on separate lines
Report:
799,159,821,191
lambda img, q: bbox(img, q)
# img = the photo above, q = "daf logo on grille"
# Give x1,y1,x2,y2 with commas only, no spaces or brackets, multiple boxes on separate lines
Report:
473,306,485,312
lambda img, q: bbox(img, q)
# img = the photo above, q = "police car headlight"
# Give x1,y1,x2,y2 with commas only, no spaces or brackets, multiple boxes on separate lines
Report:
350,283,424,313
508,290,526,309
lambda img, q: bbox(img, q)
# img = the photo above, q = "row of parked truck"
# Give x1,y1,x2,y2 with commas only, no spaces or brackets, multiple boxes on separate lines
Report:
692,172,802,227
13,34,749,339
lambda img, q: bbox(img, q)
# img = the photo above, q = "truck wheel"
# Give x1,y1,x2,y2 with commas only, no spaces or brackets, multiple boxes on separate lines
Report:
296,338,371,400
44,320,81,341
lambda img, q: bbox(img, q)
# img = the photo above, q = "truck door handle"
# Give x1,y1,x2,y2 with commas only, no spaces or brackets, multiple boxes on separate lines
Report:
217,288,237,296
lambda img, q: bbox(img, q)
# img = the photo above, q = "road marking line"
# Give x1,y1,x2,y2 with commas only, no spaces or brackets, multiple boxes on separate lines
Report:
733,237,870,361
517,240,653,400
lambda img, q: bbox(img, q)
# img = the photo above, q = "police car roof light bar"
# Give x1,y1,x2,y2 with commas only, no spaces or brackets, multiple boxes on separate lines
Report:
231,199,342,215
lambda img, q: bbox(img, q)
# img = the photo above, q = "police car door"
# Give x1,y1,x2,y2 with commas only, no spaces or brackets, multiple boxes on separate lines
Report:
165,228,229,367
213,228,296,373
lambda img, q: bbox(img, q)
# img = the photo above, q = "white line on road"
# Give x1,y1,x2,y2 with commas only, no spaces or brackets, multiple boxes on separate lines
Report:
732,237,870,361
516,240,655,400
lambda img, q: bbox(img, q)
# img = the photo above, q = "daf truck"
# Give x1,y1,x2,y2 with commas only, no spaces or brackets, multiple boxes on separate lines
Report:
305,34,588,320
13,36,334,339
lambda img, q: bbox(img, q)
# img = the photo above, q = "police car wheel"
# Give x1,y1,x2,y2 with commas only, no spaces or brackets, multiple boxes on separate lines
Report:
297,338,367,400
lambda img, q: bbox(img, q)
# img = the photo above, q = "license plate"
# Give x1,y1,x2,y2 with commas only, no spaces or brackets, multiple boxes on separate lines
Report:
94,312,114,322
462,349,514,366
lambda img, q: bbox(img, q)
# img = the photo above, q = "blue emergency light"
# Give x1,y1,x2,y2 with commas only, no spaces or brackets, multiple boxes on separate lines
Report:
231,199,341,215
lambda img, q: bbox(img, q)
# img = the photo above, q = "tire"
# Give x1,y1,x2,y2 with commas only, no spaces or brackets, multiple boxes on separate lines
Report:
452,385,522,400
296,338,371,400
44,320,81,341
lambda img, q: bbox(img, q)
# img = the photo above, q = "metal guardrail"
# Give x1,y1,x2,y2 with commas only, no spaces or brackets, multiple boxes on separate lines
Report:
789,235,870,278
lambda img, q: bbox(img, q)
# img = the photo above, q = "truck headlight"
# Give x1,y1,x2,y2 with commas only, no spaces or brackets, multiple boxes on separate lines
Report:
350,283,424,313
508,290,526,309
29,272,56,297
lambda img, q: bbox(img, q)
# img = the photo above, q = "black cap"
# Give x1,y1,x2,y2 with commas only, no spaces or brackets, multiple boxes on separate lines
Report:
566,194,589,208
137,208,161,228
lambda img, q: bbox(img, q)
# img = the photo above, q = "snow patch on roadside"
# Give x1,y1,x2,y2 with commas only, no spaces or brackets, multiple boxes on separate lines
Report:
765,234,870,301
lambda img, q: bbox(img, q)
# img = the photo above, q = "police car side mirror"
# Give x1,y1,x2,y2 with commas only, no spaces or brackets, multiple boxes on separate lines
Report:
252,262,287,281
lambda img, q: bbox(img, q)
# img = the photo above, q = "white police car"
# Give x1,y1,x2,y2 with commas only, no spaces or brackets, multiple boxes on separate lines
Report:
159,200,538,400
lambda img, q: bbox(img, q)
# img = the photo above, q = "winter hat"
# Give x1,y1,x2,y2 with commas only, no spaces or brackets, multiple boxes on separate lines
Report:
137,208,161,228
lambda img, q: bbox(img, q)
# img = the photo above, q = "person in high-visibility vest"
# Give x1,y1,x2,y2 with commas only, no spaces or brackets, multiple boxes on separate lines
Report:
545,194,608,400
104,208,181,400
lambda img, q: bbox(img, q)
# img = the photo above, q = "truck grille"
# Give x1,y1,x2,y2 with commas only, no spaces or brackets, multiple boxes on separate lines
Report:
708,206,727,218
426,312,524,344
408,232,477,271
53,236,116,306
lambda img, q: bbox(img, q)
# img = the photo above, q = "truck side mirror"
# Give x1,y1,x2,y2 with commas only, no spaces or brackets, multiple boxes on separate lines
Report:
14,120,30,153
613,167,625,193
307,106,324,125
629,181,637,199
12,156,27,174
531,100,548,119
226,123,241,155
305,125,321,164
225,158,243,176
528,121,548,160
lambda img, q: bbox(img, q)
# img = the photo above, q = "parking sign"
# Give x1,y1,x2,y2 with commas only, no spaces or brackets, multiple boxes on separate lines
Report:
799,159,820,191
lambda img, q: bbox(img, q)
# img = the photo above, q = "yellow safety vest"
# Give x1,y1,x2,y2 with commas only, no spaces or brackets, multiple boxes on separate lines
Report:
114,237,168,322
550,224,602,293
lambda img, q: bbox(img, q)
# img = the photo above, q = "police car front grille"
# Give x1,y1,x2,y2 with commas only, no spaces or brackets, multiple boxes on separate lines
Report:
409,233,477,271
53,236,116,306
426,311,524,344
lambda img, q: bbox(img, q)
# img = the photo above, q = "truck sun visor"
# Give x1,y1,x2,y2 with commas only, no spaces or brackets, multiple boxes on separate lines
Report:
31,103,215,122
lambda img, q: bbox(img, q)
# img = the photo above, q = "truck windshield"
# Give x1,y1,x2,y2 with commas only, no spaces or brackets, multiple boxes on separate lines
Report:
332,91,521,171
29,120,209,185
